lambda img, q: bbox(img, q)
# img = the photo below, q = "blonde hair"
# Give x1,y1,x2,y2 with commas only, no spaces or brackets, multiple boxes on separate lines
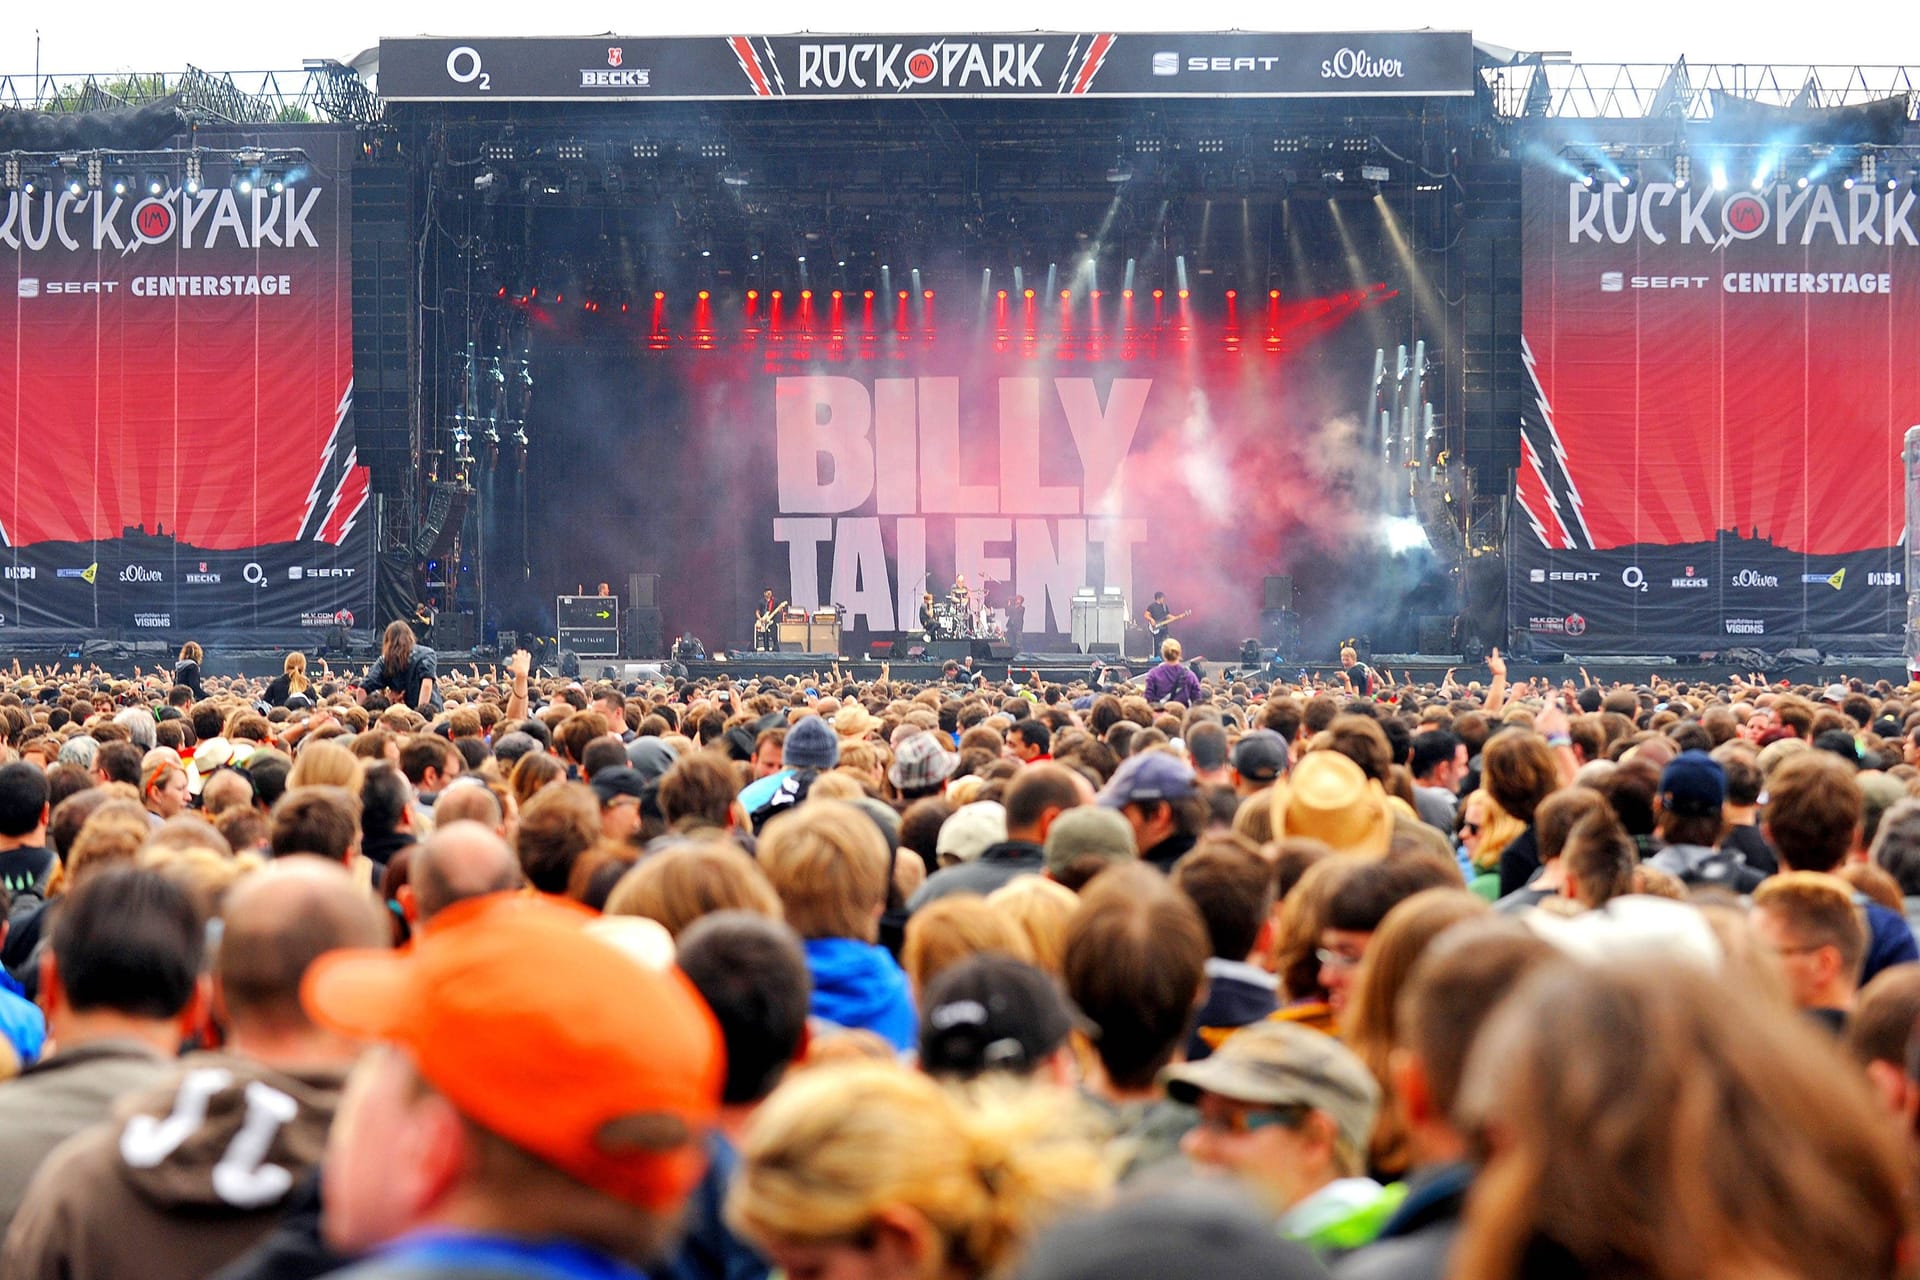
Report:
985,875,1078,975
758,801,892,941
288,739,365,792
283,651,310,697
901,894,1032,995
1161,639,1182,663
729,1062,1112,1279
604,842,783,938
67,800,154,887
1463,790,1525,874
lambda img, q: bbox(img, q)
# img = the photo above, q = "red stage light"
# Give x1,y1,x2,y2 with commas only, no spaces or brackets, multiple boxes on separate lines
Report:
923,289,934,299
832,290,843,300
620,302,629,312
1269,289,1280,299
1152,289,1163,300
746,290,758,301
1122,289,1133,299
864,290,874,299
697,290,710,301
1177,289,1189,299
555,293,563,303
997,290,1007,300
898,290,909,299
771,290,782,300
654,291,665,301
1091,290,1102,299
800,290,812,300
1060,289,1070,300
1225,289,1237,299
1024,288,1035,299
496,286,506,298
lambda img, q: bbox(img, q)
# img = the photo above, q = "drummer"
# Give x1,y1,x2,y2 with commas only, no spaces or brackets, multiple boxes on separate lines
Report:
949,573,971,607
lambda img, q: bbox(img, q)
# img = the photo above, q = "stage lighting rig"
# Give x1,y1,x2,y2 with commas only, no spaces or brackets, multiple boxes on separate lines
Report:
2,154,18,193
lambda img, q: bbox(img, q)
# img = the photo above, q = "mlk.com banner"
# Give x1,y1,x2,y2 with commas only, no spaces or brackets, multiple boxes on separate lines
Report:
1511,164,1920,653
0,124,372,638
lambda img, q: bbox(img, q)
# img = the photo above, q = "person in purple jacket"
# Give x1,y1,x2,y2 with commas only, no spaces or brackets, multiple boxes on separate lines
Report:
1143,639,1202,706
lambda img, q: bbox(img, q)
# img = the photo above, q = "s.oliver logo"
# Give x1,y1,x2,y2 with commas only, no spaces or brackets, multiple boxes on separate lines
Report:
120,565,163,583
1321,48,1405,80
1730,569,1779,587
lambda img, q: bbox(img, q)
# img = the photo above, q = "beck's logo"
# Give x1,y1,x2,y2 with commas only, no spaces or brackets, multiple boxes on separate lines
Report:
608,47,623,67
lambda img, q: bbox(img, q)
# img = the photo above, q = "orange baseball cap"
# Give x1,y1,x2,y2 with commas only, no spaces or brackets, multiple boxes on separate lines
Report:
302,892,724,1212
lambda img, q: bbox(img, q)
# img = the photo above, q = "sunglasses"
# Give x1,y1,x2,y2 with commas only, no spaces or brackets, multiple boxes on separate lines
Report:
1460,821,1482,835
1196,1104,1312,1136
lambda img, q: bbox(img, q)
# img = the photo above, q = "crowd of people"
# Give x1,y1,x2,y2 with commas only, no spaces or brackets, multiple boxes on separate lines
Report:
0,623,1915,1279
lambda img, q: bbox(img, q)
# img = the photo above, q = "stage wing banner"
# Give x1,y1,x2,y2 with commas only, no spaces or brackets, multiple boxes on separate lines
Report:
378,32,1473,102
1510,163,1920,654
0,125,372,639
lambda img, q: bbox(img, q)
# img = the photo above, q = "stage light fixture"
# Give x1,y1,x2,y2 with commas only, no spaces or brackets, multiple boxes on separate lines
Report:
1225,289,1237,299
1861,153,1878,186
1023,288,1035,299
1889,176,1900,191
1673,153,1690,189
1105,156,1133,183
719,164,749,187
1359,163,1390,183
2,155,18,192
556,139,588,162
698,290,710,301
1709,164,1727,191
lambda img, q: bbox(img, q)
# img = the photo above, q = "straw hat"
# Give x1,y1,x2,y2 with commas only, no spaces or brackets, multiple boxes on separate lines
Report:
1268,751,1392,856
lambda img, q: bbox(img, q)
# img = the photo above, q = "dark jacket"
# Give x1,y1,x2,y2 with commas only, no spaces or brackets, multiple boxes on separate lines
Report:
647,1133,768,1280
907,840,1046,910
1141,831,1199,874
1187,960,1279,1060
361,648,442,712
1495,827,1541,898
211,1171,346,1280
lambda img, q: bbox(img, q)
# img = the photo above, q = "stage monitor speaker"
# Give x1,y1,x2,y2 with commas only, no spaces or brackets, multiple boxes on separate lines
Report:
928,639,972,660
497,630,519,654
625,607,664,658
1416,615,1455,655
1088,641,1121,656
558,649,580,679
435,611,477,650
1263,575,1295,611
628,573,659,611
1260,609,1300,657
984,641,1013,661
868,640,894,659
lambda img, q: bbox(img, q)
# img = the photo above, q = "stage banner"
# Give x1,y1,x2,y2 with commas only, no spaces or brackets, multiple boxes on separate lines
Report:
1511,163,1920,654
379,32,1474,102
517,280,1418,661
0,125,372,640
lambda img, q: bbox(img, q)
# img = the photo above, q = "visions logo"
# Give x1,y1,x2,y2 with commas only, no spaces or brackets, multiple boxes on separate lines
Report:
1724,618,1766,635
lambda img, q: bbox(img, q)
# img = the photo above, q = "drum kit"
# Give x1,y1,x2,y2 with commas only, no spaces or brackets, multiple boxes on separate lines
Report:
926,584,1004,641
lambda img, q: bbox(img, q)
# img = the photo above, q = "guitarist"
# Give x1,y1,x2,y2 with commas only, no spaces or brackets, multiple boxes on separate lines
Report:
1142,591,1192,650
754,589,788,652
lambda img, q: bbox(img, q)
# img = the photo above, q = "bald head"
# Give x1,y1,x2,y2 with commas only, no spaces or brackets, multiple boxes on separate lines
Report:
412,820,523,923
199,768,254,817
431,781,504,832
216,857,388,1036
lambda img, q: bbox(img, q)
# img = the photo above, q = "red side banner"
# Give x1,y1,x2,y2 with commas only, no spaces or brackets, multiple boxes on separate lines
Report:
1511,165,1920,652
0,125,371,637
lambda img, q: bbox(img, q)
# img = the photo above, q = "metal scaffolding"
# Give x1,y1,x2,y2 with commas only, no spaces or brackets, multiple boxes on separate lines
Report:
1482,59,1920,121
0,63,381,124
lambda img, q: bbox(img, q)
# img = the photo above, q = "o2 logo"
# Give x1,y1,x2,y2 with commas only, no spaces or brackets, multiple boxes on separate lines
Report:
446,46,492,91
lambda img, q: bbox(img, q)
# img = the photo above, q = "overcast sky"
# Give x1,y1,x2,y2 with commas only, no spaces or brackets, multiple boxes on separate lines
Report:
1,2,1917,77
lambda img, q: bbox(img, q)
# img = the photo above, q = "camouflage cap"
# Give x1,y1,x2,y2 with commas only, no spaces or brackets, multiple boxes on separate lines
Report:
1162,1021,1379,1155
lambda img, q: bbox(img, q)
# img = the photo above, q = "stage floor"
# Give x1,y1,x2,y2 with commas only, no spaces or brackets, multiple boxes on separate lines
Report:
12,643,1905,691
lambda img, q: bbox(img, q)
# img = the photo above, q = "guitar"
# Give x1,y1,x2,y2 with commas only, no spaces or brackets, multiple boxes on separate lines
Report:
755,600,789,632
1147,609,1193,642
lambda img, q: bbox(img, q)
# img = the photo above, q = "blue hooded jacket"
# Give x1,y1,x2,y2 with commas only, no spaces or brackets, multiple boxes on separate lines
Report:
803,937,917,1052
